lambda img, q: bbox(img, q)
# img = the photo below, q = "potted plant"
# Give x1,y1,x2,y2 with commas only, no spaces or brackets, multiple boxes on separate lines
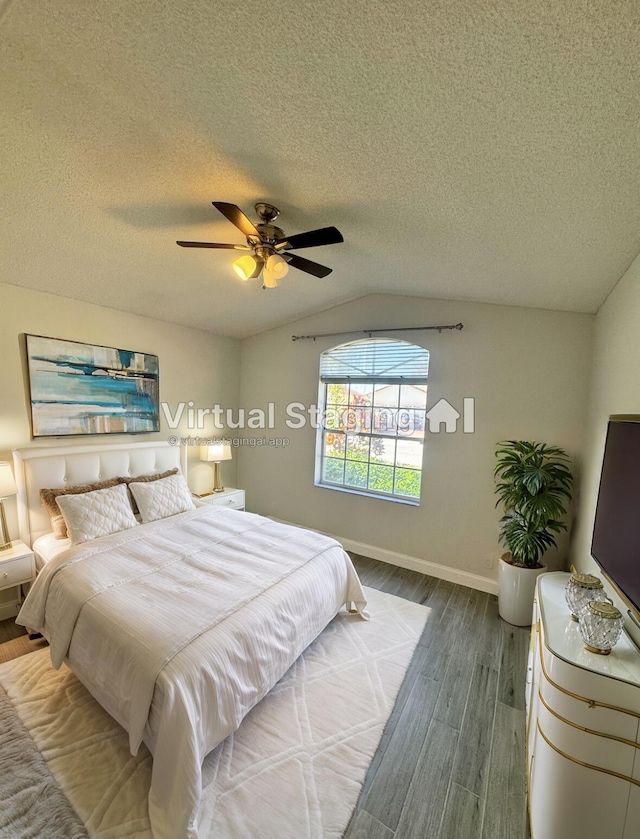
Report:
494,440,573,626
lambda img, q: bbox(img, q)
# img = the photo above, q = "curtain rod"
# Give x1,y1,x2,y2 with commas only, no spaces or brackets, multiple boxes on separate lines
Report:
291,323,464,342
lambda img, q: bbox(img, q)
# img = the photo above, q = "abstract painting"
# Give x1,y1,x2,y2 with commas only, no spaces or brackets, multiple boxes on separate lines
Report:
25,335,160,437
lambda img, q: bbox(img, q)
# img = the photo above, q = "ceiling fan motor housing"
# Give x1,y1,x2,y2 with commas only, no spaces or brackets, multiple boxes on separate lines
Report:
252,223,284,248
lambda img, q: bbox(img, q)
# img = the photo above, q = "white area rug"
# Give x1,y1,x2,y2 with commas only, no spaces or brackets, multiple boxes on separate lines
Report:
0,587,429,838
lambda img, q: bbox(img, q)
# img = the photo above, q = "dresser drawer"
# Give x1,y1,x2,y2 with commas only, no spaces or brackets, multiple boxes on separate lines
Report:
0,554,34,588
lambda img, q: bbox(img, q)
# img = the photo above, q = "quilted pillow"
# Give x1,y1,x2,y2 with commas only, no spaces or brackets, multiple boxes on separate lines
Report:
128,472,195,523
119,467,179,515
40,477,122,539
56,483,139,546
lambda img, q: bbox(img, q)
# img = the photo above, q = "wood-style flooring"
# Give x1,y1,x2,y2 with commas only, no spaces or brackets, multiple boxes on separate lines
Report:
0,555,531,838
0,612,47,664
345,554,531,839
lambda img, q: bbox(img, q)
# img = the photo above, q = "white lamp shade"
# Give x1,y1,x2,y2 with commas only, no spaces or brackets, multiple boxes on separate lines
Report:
233,255,257,281
200,444,233,463
263,253,289,288
0,463,17,498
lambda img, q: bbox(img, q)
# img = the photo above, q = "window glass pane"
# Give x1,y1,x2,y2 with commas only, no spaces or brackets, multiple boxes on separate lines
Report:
371,436,396,466
396,439,423,469
373,384,400,407
323,406,342,430
346,434,370,462
325,405,350,431
327,383,349,404
395,408,413,435
322,457,345,484
345,460,368,488
352,406,371,433
349,383,373,406
411,409,426,439
394,467,422,499
396,409,426,438
368,464,395,494
400,385,428,409
342,407,361,432
324,432,346,458
372,406,397,436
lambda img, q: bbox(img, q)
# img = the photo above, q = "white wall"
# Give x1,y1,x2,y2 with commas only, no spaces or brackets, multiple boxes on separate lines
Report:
238,294,593,592
569,252,640,646
571,252,640,575
0,283,240,542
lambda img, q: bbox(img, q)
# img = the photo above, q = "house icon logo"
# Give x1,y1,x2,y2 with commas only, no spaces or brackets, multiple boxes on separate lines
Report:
426,398,475,433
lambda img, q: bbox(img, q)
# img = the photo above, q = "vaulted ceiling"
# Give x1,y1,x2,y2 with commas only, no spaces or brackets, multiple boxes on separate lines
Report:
2,0,640,337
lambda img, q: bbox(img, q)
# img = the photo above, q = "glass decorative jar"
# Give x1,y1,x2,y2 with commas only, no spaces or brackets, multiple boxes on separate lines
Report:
564,568,607,621
578,600,624,655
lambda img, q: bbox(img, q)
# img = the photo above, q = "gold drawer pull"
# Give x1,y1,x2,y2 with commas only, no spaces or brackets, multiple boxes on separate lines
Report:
2,572,7,579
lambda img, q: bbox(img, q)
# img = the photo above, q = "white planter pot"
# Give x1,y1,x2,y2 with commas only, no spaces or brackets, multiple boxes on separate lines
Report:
498,556,546,626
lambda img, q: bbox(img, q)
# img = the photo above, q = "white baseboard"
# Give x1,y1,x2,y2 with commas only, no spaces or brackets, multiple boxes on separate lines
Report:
272,518,498,595
338,536,498,595
0,600,20,622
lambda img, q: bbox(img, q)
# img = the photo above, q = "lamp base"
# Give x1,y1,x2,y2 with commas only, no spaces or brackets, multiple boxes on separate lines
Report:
0,500,12,551
212,461,225,493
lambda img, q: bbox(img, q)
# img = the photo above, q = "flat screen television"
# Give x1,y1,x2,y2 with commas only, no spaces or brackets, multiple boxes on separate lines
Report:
591,416,640,620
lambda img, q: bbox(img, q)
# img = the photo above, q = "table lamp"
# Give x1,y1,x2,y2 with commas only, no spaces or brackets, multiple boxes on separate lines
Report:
0,462,17,551
200,443,233,494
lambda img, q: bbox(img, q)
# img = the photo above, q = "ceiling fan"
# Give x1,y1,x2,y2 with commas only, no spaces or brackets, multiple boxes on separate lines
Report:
177,202,344,288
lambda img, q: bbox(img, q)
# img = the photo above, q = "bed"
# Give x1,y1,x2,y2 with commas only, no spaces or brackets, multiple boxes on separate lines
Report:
12,442,368,839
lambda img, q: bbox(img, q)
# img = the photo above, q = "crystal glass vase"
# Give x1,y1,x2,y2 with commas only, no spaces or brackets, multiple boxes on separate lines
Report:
578,600,624,655
565,568,607,621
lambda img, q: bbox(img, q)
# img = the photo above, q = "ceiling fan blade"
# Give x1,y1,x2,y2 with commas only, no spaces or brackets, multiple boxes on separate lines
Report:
176,241,251,250
276,226,343,251
212,202,261,239
286,253,333,278
249,258,264,279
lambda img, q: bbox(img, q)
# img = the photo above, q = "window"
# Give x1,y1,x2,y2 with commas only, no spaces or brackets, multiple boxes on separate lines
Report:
315,338,429,503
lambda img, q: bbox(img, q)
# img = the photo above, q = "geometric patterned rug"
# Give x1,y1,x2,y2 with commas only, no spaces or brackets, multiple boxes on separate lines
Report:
0,587,429,838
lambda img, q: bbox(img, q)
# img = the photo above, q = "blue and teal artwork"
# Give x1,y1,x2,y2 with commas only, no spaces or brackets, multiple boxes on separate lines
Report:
26,335,160,437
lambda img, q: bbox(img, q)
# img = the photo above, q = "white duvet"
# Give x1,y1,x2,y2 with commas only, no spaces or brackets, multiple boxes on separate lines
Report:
17,505,368,839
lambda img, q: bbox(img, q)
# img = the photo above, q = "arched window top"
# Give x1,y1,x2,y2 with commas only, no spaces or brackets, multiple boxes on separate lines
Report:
320,338,430,383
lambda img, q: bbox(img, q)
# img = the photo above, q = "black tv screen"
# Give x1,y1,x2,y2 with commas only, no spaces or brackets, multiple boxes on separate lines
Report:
591,418,640,617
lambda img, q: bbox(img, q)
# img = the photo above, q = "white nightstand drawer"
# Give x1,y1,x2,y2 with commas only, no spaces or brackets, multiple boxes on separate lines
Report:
215,494,244,510
0,554,34,588
197,488,245,511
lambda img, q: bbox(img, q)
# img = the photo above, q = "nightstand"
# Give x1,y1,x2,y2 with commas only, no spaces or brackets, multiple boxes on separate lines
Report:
196,487,245,511
0,540,35,620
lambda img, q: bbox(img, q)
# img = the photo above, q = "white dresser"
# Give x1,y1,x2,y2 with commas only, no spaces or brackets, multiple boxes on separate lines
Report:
527,572,640,839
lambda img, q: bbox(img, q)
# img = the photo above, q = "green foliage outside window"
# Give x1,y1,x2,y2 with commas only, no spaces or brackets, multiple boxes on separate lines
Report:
323,454,421,499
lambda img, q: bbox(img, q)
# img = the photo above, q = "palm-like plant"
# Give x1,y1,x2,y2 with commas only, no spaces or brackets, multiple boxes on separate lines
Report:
495,441,573,568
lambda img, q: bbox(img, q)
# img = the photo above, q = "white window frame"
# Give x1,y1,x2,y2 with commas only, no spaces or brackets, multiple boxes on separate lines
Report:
314,339,429,505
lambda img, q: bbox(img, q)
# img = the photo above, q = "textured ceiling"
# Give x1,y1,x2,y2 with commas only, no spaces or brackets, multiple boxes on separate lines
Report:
2,0,640,337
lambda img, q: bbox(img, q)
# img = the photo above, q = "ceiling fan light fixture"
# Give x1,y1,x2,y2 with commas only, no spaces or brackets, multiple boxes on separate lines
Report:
266,253,289,280
233,255,257,281
262,253,289,289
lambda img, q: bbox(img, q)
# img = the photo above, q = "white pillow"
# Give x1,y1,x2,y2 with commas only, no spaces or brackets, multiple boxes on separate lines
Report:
56,483,138,546
128,472,195,523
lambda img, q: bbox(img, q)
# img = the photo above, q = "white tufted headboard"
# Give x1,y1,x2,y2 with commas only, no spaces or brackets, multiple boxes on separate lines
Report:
13,442,187,546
